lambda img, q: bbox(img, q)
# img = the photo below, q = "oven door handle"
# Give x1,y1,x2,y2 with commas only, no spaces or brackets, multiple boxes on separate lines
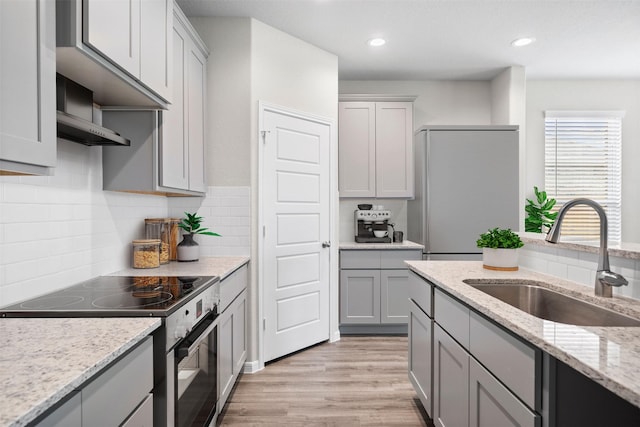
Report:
176,312,216,362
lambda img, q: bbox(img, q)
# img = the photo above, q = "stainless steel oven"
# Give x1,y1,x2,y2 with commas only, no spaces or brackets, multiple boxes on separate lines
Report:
175,310,218,427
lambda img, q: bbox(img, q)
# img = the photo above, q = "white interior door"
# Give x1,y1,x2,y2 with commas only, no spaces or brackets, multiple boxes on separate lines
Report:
262,107,331,362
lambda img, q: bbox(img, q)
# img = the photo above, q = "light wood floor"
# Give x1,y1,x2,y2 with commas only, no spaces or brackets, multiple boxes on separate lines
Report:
218,336,434,426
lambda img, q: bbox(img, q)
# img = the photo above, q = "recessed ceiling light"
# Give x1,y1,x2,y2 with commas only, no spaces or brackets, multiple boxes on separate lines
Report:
368,38,386,47
511,37,536,47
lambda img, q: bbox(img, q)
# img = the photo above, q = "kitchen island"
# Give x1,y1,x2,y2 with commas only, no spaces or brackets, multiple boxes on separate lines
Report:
0,317,160,427
407,260,640,417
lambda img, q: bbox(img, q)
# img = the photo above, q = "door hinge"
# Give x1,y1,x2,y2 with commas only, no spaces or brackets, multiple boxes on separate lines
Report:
260,130,270,143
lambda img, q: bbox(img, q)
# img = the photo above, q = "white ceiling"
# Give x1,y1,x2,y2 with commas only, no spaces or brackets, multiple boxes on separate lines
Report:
176,0,640,81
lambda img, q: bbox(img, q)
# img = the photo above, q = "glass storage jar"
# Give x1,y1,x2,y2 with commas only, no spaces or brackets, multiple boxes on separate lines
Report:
145,218,170,264
132,239,161,269
168,218,182,261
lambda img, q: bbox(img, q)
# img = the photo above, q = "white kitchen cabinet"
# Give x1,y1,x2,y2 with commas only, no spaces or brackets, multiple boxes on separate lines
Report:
339,249,422,333
102,5,208,196
0,0,56,175
218,265,248,413
338,96,415,198
83,0,172,101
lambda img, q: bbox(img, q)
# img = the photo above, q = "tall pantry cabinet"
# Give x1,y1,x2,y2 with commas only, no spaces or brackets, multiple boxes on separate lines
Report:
338,95,415,198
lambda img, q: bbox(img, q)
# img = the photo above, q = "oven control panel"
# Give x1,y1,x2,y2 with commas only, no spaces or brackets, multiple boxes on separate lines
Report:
165,282,219,351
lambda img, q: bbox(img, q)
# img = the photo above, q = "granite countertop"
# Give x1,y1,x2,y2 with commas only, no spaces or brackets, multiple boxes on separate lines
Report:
111,256,250,280
520,231,640,260
0,317,160,427
340,240,424,250
406,260,640,408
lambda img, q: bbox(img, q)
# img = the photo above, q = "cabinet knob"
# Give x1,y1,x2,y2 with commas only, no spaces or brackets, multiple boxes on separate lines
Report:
322,241,331,248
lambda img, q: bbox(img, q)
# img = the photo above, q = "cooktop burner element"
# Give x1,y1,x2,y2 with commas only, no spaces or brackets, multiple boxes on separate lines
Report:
0,275,218,317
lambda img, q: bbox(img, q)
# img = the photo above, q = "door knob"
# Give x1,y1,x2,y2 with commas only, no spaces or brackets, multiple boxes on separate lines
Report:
322,241,331,248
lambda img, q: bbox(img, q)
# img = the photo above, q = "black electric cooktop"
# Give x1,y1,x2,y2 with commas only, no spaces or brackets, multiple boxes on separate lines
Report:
0,275,219,317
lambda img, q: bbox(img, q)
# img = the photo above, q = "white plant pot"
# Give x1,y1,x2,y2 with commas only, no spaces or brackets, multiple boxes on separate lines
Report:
482,248,519,271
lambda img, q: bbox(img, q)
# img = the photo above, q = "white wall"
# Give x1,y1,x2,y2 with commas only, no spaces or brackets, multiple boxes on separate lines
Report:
526,80,640,243
490,66,527,228
337,79,493,241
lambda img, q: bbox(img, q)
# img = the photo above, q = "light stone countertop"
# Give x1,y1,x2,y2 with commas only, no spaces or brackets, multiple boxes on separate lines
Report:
339,240,424,250
0,317,160,427
519,231,640,260
111,256,250,279
406,260,640,408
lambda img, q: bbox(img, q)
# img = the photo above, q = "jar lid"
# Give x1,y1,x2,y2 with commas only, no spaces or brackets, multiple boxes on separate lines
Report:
144,218,166,223
132,239,161,245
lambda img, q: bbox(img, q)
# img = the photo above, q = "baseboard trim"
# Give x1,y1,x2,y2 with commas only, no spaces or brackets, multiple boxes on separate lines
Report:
243,359,262,374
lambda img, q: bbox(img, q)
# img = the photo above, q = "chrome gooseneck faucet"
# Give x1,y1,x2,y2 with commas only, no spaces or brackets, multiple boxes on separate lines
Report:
545,198,628,297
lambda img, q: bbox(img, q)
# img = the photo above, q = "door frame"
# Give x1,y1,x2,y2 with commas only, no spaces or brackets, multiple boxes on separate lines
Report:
257,101,340,370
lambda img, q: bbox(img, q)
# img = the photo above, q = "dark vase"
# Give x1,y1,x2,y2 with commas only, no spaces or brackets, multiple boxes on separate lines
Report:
177,233,199,262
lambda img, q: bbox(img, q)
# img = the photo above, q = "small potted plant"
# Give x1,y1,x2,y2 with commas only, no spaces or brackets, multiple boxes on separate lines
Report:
525,186,558,233
476,227,524,271
177,212,220,262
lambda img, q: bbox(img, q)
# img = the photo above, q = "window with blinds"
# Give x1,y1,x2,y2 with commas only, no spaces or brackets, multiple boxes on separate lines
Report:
544,111,623,243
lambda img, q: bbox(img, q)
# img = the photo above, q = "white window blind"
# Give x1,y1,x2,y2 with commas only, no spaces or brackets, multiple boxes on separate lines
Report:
544,111,623,243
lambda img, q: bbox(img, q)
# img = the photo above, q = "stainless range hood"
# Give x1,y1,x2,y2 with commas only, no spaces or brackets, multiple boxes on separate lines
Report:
56,74,130,146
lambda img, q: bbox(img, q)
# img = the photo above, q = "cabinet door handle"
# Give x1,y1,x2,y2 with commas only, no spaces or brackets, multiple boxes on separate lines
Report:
322,241,331,248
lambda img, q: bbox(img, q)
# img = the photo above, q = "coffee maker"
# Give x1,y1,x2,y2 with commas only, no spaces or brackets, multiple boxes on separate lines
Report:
354,209,392,243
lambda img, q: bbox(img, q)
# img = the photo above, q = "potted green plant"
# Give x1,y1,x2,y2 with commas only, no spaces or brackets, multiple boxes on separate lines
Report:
525,186,558,233
476,227,524,271
177,212,220,262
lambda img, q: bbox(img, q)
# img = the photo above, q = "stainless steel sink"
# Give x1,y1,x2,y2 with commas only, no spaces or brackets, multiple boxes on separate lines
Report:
462,280,640,327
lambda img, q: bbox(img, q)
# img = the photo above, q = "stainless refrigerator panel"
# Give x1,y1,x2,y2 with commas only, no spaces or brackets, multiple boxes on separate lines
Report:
421,129,519,254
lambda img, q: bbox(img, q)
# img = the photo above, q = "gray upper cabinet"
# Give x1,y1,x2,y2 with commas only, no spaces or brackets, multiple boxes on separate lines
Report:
163,5,208,193
0,0,56,176
56,0,171,108
338,95,415,198
101,3,208,196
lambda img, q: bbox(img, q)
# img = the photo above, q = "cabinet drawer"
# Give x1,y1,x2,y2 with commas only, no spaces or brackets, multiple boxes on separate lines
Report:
408,271,432,316
340,250,381,269
434,289,469,350
470,311,539,411
82,337,153,427
380,250,422,269
220,265,248,312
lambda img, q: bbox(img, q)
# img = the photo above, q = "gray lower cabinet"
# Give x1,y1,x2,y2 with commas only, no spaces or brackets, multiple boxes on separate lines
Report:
469,358,537,427
339,249,422,332
410,275,540,427
433,323,469,427
408,299,433,416
340,269,381,323
218,265,248,413
37,392,81,427
36,336,153,427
